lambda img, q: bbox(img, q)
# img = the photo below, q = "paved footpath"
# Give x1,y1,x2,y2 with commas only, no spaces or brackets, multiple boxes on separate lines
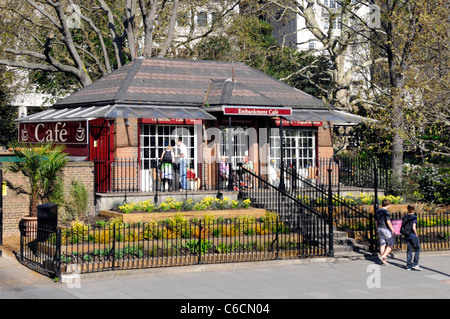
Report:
1,249,449,309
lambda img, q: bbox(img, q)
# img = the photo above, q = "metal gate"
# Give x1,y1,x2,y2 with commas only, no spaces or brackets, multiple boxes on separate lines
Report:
18,204,62,279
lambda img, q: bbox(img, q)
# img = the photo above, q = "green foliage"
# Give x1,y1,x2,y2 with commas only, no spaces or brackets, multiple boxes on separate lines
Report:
403,164,450,205
69,181,89,218
50,180,89,219
7,142,68,216
0,73,16,146
183,239,213,254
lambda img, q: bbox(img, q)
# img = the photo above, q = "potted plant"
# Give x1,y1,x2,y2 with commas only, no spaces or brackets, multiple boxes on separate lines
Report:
7,142,68,233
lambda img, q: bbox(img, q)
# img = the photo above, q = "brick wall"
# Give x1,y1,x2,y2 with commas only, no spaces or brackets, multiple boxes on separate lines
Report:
114,118,139,159
1,165,29,237
1,161,95,237
318,126,334,158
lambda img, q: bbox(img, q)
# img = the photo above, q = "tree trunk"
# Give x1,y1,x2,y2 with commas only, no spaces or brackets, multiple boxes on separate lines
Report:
30,191,39,217
389,84,405,194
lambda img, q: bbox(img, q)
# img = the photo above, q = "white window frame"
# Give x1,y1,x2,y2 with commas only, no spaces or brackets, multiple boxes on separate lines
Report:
269,128,317,170
219,126,249,168
140,124,198,169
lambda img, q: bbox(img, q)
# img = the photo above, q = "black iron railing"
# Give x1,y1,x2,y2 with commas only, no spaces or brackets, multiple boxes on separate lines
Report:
17,207,450,278
94,154,389,194
390,211,450,252
94,159,235,197
239,166,332,256
19,222,61,279
53,215,311,274
280,162,376,251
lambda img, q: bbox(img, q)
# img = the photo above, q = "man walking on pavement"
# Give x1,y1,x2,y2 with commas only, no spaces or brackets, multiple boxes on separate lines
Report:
375,199,395,265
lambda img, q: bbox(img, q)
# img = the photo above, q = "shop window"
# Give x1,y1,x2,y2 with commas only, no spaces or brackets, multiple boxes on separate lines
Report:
197,11,207,27
140,124,197,169
269,128,316,169
219,127,249,167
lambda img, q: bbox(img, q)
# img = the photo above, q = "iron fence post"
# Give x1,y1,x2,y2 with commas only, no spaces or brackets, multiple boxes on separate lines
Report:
198,220,202,264
237,164,243,200
327,168,334,257
228,163,233,191
154,160,159,204
216,162,222,199
56,228,62,281
369,214,376,252
276,192,280,259
112,224,116,270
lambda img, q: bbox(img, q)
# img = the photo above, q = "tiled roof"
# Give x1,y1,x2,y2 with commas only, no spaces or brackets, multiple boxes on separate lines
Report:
54,57,325,108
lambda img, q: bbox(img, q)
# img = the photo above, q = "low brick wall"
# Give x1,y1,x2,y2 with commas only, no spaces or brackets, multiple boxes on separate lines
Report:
1,161,95,237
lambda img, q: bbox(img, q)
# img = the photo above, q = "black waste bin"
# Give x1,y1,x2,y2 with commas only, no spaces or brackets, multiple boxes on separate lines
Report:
37,203,58,242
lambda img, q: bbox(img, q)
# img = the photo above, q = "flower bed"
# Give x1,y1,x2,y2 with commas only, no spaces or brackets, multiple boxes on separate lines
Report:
100,197,261,224
118,196,252,214
51,210,316,273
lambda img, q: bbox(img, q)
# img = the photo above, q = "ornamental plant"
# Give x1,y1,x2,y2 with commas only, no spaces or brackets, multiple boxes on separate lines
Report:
7,142,68,217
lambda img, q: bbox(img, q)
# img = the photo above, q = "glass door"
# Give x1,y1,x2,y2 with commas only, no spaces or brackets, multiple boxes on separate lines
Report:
219,126,248,167
140,124,197,191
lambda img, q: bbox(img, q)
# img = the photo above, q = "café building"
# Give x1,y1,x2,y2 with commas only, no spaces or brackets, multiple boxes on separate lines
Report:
17,57,366,193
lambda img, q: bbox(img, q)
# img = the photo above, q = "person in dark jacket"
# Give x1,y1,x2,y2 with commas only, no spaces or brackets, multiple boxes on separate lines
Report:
404,205,421,271
375,199,395,265
160,145,174,191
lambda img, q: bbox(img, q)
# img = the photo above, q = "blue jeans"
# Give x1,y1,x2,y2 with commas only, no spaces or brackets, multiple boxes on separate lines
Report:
406,238,421,268
179,158,187,190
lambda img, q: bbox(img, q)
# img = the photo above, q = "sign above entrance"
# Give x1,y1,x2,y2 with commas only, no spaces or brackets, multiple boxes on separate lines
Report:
274,118,323,127
223,106,292,117
19,121,88,144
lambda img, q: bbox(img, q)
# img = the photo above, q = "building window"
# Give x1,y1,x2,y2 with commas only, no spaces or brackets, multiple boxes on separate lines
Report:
269,128,316,169
140,124,197,170
309,41,315,50
197,11,207,27
219,127,249,167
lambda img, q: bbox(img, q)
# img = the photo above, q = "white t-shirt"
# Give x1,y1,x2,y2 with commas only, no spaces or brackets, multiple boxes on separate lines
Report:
178,143,187,159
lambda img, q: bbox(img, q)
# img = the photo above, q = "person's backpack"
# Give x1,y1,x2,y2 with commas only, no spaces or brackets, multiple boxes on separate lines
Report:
400,214,414,236
162,150,172,163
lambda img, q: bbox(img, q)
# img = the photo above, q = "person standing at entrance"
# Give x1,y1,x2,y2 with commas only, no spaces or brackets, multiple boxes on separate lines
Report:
160,145,174,191
242,155,254,188
404,205,421,271
177,137,188,190
375,199,395,265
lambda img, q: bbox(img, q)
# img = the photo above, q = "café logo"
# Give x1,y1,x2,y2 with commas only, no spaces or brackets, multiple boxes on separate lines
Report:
19,121,88,144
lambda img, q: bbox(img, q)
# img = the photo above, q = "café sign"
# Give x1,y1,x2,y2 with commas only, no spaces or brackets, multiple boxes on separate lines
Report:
223,106,292,117
19,121,88,144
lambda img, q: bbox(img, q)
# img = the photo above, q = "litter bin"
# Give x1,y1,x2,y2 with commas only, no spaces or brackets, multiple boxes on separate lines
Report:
37,203,58,242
